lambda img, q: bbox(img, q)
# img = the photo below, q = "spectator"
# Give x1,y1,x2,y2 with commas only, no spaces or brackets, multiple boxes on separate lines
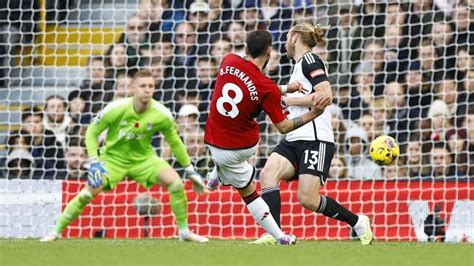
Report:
418,39,442,83
456,47,471,82
327,4,363,74
354,61,374,106
359,0,386,38
463,106,474,176
328,104,350,155
434,78,466,127
328,155,348,179
463,68,474,103
5,148,35,179
224,21,246,57
385,81,409,143
113,72,133,100
161,104,200,162
383,162,407,179
384,24,410,76
43,95,71,149
445,129,469,177
370,98,392,140
431,21,456,78
150,58,176,110
104,43,128,78
210,38,232,65
191,57,217,122
266,48,285,84
452,1,474,48
208,0,233,22
402,135,430,178
343,125,382,180
407,0,444,36
151,34,190,91
428,99,452,142
174,22,198,67
67,91,91,141
188,0,220,56
359,112,376,142
259,0,292,51
405,61,433,131
357,39,386,97
21,106,65,179
183,129,213,177
118,14,151,69
336,75,367,121
429,143,455,178
137,0,184,42
64,138,87,180
237,2,266,33
72,55,114,114
293,2,315,25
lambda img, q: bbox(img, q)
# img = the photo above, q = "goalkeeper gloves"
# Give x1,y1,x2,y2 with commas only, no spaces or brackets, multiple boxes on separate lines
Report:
87,158,109,188
185,165,206,194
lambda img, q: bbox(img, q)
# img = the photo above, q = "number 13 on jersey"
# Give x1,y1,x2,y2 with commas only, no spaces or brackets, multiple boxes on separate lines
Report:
217,83,243,118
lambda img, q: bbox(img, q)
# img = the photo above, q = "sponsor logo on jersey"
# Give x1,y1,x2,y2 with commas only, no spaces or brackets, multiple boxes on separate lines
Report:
310,69,325,78
147,123,154,131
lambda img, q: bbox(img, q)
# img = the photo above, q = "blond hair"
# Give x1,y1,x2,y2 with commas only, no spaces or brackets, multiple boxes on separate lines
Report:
290,23,330,47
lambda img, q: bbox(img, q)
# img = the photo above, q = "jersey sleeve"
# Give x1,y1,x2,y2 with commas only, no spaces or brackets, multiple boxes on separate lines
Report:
159,116,191,167
262,82,286,125
85,108,114,158
301,53,329,89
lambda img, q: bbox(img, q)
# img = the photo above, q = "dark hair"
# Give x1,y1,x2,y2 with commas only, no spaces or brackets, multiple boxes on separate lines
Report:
7,130,32,147
246,30,273,58
197,56,217,66
21,106,43,121
67,137,84,148
45,95,67,110
87,55,104,66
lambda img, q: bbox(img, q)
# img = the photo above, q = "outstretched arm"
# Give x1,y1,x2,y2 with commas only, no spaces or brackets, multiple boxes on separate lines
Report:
282,81,332,108
85,111,111,159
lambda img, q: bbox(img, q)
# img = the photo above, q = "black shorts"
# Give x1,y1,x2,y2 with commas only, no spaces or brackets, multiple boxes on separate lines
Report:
272,139,335,185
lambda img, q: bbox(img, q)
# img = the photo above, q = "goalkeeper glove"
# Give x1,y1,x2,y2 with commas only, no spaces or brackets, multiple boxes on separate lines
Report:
185,165,206,194
87,158,109,188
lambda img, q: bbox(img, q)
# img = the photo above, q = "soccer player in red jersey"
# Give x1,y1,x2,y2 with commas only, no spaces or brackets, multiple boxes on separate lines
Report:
204,30,329,245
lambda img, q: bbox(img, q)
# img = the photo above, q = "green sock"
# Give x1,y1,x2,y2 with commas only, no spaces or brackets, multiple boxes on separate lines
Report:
168,179,189,231
54,189,94,235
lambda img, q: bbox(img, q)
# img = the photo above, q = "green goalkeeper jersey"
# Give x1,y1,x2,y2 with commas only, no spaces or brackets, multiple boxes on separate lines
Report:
85,97,190,166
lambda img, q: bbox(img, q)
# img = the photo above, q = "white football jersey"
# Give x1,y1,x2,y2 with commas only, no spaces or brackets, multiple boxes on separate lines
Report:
285,52,334,143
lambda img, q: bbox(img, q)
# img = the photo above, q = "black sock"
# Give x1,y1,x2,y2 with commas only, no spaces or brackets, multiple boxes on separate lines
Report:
261,187,281,228
317,195,359,227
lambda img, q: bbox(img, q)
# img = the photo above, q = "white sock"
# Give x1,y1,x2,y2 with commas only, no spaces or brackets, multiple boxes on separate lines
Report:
246,197,285,240
353,215,366,235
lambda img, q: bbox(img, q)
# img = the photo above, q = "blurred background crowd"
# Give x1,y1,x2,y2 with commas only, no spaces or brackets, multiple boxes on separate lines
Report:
0,0,472,180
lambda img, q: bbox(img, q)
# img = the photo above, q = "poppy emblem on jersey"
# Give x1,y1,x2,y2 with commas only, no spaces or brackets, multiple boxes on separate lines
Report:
310,69,325,78
134,122,139,128
147,123,153,131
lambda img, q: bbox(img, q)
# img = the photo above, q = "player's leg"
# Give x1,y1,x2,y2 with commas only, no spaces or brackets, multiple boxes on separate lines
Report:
132,156,207,242
259,151,296,228
235,181,295,245
297,174,372,245
209,145,295,245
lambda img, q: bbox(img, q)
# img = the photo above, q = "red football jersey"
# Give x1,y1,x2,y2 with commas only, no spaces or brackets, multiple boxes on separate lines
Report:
205,54,286,149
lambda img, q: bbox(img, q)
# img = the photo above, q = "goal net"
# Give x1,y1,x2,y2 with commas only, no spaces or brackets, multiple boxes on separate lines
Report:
0,0,472,242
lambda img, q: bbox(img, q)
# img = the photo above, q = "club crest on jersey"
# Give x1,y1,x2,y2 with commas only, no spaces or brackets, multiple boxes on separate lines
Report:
120,120,128,127
147,123,154,131
310,69,325,78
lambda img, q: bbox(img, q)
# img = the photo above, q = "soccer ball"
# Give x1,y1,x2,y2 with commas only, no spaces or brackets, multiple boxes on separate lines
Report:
369,135,400,165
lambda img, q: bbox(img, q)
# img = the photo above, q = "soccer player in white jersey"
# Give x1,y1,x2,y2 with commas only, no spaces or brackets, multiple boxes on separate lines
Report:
251,23,374,245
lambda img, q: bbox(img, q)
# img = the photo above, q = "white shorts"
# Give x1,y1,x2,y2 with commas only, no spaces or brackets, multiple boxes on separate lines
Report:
207,145,258,189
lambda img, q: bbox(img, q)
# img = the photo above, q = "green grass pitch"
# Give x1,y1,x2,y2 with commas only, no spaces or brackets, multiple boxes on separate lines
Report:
0,239,472,266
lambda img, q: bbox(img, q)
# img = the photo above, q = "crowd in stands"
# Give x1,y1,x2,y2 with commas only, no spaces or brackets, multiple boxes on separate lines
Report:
1,0,473,180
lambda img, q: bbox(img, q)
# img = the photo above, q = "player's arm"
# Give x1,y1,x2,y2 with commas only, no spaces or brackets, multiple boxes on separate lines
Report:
84,109,113,188
263,83,324,135
284,54,333,109
85,110,112,159
274,106,324,134
282,81,332,107
160,117,207,193
278,81,306,95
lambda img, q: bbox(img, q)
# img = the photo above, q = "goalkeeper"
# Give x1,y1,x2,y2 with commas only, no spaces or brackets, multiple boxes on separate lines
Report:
41,70,208,243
